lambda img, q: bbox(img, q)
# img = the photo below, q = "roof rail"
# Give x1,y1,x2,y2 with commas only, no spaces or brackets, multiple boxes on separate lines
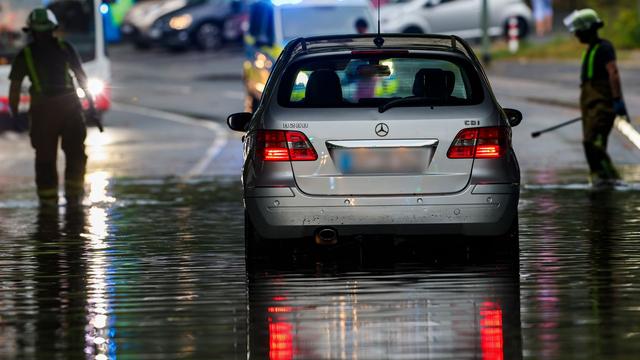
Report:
289,34,470,55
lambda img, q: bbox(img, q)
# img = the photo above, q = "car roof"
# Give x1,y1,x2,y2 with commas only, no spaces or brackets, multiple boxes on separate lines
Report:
269,0,371,8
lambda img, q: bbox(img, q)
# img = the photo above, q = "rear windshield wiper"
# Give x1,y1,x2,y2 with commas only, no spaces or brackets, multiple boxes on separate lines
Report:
378,96,440,113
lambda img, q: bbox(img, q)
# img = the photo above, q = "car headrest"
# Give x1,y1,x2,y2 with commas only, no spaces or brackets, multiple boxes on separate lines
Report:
412,68,456,98
305,69,343,106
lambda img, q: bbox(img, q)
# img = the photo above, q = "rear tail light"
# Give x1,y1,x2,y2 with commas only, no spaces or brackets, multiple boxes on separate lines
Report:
256,130,318,161
447,126,511,159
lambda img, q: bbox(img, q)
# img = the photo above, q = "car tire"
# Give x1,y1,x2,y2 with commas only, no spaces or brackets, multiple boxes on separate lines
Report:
245,210,267,261
503,16,529,40
133,40,151,50
402,26,424,34
493,214,520,263
194,22,223,51
467,214,519,265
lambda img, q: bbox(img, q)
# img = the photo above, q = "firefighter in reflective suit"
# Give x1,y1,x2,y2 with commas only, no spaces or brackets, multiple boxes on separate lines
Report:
9,8,99,205
565,9,629,186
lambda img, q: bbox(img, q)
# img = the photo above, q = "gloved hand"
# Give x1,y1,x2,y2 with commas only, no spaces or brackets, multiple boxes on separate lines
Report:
613,98,628,117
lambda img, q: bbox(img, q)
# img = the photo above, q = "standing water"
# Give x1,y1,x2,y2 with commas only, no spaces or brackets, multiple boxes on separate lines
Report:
0,177,639,359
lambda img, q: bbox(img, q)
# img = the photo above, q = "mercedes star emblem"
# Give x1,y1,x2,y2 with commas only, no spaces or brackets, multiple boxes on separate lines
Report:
375,123,389,137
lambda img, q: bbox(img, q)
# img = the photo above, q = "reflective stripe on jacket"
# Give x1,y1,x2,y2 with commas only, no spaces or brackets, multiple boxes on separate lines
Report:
23,40,73,95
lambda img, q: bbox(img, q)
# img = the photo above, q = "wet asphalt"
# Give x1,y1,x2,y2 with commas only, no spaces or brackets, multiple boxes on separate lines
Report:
2,179,640,359
1,46,640,359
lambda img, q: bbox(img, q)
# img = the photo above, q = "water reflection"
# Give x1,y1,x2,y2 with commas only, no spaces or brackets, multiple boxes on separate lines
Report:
15,169,115,359
3,179,640,359
31,205,89,358
247,250,522,360
84,204,114,360
85,130,113,163
586,191,616,359
519,189,640,358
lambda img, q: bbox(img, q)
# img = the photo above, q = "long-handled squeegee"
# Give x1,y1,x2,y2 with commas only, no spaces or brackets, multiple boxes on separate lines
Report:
531,117,582,138
532,116,640,153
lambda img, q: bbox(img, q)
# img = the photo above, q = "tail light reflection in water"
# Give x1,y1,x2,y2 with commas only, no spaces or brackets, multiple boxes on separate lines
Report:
249,257,521,360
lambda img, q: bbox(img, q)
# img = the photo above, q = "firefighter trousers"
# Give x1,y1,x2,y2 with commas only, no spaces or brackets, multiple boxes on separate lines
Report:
580,81,620,181
29,93,87,201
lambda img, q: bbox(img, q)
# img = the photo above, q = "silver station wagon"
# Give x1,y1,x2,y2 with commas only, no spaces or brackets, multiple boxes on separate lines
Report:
227,34,522,256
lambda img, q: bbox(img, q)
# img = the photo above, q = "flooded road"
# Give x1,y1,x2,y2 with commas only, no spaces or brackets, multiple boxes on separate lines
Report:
1,177,640,359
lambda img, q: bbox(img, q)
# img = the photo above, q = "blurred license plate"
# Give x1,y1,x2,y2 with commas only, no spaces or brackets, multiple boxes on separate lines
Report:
335,148,430,174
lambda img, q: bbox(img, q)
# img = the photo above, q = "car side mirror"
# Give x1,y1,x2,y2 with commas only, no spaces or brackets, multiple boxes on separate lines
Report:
227,112,252,132
504,108,523,127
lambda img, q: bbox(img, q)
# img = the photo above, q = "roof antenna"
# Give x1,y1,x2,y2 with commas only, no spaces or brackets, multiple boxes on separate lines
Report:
374,0,384,48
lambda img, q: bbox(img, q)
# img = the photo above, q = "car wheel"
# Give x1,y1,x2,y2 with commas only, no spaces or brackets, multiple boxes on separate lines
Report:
245,211,268,261
403,26,424,34
503,16,529,40
467,214,519,265
493,214,520,263
133,40,151,50
195,22,223,51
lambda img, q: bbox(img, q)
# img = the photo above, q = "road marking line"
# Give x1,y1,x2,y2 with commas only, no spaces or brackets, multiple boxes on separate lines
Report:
112,102,229,178
185,135,228,178
614,117,640,150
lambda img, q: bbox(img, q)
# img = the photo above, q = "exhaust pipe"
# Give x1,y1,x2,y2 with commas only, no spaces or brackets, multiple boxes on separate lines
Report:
315,228,338,246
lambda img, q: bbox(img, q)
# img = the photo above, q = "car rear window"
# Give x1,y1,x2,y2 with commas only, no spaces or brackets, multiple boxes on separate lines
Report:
277,54,484,108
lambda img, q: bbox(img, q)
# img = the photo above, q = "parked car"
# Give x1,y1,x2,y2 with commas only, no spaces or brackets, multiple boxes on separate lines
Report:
228,34,523,258
242,0,376,112
380,0,532,39
121,0,187,49
122,0,245,51
151,0,246,51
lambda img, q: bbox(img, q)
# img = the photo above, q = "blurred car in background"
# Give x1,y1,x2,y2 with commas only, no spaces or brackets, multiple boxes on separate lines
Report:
121,0,187,49
243,0,376,112
380,0,532,40
154,0,246,51
122,0,246,51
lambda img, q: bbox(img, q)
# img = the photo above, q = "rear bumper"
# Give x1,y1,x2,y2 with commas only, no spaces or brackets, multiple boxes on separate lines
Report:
246,184,520,239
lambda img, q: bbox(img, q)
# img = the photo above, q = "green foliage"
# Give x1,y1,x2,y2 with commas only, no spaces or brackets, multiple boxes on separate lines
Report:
606,8,640,48
585,0,640,48
490,35,587,61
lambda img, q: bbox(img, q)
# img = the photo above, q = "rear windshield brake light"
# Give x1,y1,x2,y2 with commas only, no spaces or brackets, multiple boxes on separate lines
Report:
350,50,410,55
256,130,318,161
